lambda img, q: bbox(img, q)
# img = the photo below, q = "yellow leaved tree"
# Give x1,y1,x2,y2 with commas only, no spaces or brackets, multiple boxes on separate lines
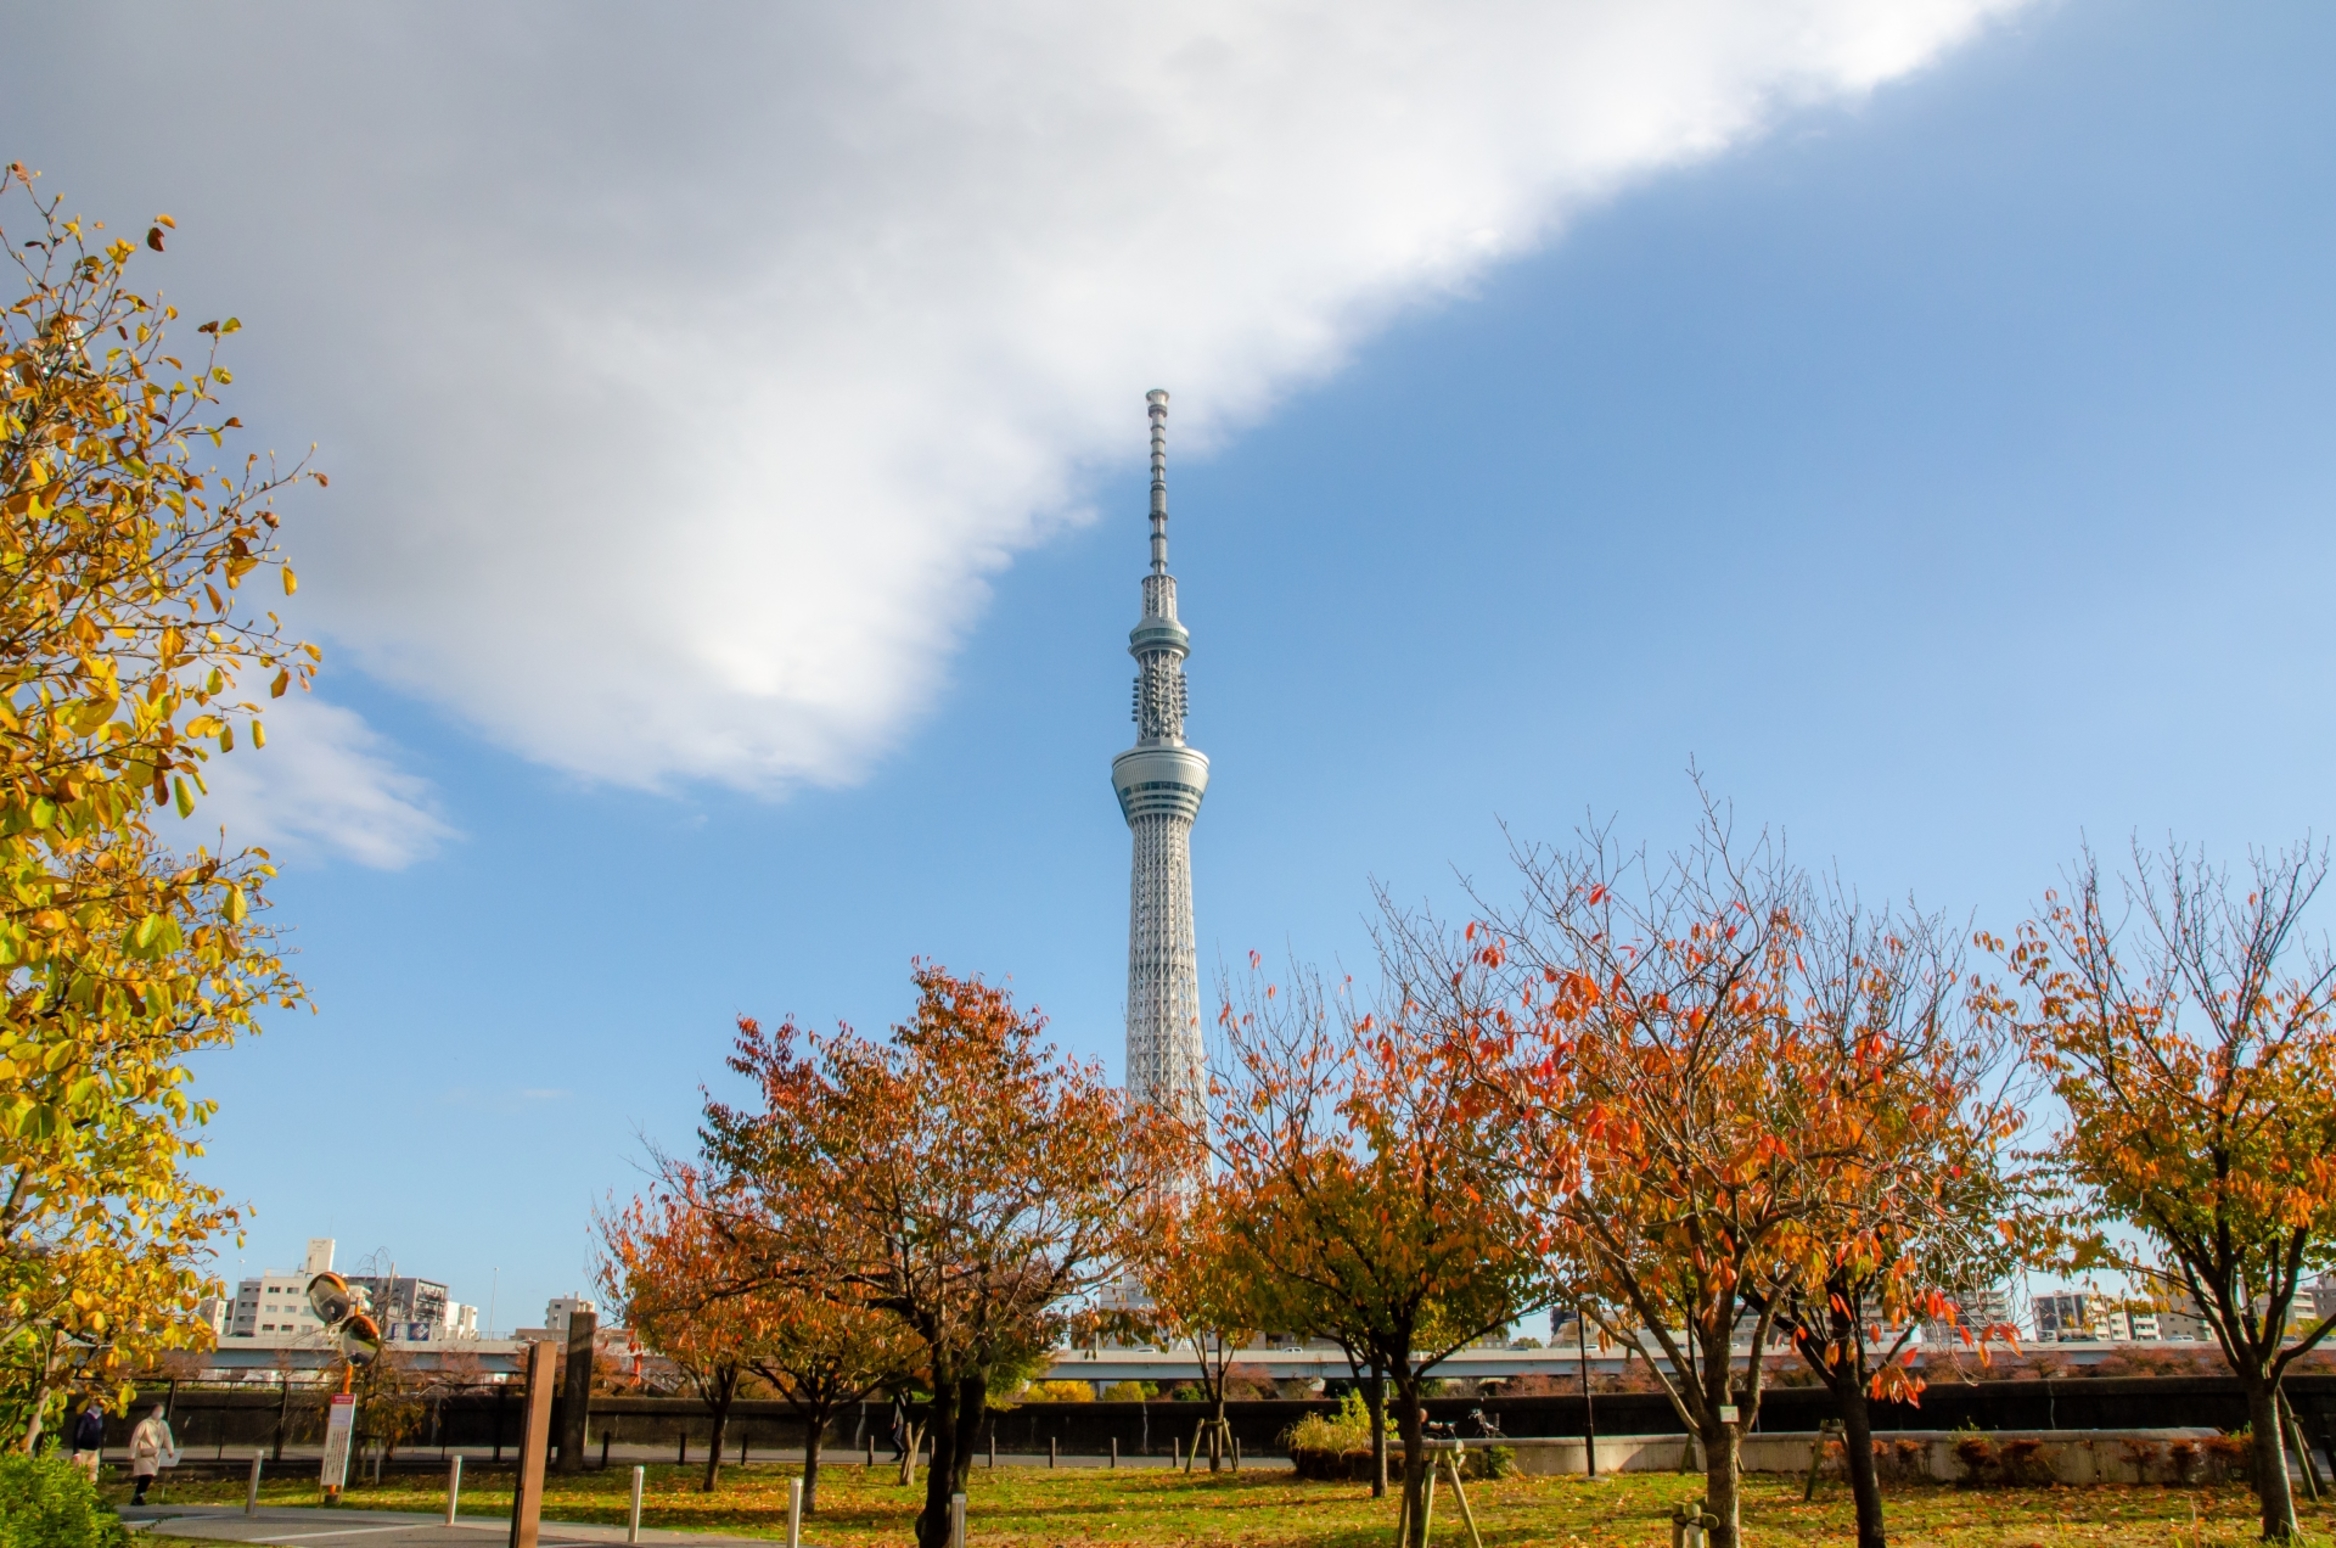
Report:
0,167,313,1447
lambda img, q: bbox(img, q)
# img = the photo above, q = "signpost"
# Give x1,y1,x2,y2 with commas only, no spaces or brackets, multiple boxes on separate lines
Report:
557,1311,596,1474
304,1270,386,1505
320,1394,357,1499
508,1341,558,1548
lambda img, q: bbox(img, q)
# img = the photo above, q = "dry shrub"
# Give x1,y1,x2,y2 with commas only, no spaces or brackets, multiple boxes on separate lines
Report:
1952,1434,2055,1488
1493,1373,1567,1398
1999,1436,2053,1487
1954,1435,1998,1486
2202,1433,2251,1484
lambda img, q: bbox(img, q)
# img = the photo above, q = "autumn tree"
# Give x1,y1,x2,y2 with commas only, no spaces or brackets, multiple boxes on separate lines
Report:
1129,1177,1267,1476
1479,811,1938,1548
1739,892,2030,1548
1212,949,1543,1546
602,1156,918,1512
702,965,1172,1548
598,1172,768,1493
1990,840,2336,1541
747,1292,920,1512
0,168,314,1449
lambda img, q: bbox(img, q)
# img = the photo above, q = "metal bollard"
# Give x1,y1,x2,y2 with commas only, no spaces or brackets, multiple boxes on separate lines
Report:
1172,1436,1181,1470
444,1455,462,1525
245,1455,263,1516
1048,1436,1057,1469
785,1477,803,1548
867,1434,876,1468
988,1433,995,1468
949,1490,966,1548
1109,1437,1118,1469
626,1465,644,1545
1232,1437,1240,1472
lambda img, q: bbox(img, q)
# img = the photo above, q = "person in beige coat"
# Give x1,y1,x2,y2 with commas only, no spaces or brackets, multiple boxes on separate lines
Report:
127,1405,176,1504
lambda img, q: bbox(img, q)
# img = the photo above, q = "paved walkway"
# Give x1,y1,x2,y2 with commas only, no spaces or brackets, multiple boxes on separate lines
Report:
119,1505,783,1548
126,1447,1272,1471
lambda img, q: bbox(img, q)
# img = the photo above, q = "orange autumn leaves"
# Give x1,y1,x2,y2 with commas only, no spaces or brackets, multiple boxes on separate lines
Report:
613,826,2334,1548
607,966,1177,1547
1986,841,2336,1540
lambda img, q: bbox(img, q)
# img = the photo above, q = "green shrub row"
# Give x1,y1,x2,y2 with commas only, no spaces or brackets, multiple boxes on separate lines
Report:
0,1456,126,1548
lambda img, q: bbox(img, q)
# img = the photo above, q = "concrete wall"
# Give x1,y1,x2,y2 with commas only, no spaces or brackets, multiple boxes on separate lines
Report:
1489,1428,2230,1485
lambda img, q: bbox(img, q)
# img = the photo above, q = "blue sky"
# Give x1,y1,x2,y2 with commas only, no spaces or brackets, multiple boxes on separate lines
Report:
6,0,2335,1329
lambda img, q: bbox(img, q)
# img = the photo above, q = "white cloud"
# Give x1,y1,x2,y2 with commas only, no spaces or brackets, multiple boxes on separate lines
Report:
178,693,455,870
3,0,2029,793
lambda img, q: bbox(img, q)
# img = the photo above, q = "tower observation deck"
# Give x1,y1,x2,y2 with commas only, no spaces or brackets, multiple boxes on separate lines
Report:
1112,390,1208,1120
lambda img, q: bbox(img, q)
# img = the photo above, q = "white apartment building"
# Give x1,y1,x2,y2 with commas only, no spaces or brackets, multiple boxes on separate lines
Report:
223,1238,481,1343
1946,1286,2021,1338
2035,1289,2169,1343
228,1238,339,1338
544,1296,596,1338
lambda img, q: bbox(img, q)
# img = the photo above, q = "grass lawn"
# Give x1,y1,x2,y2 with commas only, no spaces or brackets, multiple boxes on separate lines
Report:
112,1459,2336,1546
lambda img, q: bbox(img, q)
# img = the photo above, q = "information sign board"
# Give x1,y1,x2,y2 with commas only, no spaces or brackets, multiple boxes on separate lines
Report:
320,1393,357,1489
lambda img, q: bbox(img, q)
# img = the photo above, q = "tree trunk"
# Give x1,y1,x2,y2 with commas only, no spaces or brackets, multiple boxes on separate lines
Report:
1831,1372,1885,1548
897,1422,924,1485
1366,1365,1388,1499
1703,1419,1743,1548
20,1381,49,1453
701,1385,735,1493
800,1401,829,1514
21,1334,59,1455
948,1375,985,1501
1208,1386,1226,1474
914,1377,963,1548
2248,1378,2299,1541
1394,1374,1429,1548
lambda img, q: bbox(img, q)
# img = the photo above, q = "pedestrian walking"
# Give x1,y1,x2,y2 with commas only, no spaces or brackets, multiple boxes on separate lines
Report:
887,1395,909,1462
128,1404,176,1505
68,1401,106,1482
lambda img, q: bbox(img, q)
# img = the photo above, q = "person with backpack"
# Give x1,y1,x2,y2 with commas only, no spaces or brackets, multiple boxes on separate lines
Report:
127,1404,177,1505
68,1401,106,1482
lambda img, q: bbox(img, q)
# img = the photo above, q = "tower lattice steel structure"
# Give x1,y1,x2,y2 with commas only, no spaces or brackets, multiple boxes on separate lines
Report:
1112,390,1209,1119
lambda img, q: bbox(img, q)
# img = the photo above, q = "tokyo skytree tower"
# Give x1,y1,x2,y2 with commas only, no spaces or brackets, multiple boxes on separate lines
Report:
1111,390,1209,1118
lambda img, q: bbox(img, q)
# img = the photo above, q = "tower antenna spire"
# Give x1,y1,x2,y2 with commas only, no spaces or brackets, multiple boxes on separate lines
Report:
1114,390,1208,1123
1147,388,1170,576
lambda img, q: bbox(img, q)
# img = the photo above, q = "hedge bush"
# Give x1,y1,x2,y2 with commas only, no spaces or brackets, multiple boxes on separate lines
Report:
0,1456,126,1548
